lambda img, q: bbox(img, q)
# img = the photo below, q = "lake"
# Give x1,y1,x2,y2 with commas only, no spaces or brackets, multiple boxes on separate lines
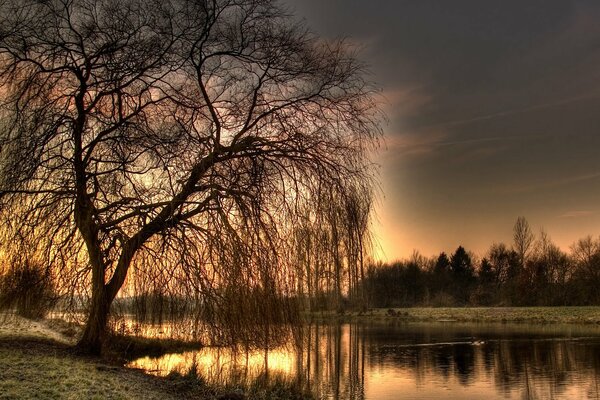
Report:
128,321,600,399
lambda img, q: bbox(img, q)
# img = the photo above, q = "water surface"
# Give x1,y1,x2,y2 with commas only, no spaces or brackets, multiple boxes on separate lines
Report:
129,321,600,399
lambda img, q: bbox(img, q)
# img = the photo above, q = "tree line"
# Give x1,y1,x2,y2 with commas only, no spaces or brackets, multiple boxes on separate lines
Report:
363,217,600,308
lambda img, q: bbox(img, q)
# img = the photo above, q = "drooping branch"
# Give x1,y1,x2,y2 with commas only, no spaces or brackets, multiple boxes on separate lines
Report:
0,0,382,352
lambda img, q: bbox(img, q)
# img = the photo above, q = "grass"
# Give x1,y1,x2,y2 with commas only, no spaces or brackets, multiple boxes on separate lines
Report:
306,306,600,324
0,338,206,400
0,315,314,400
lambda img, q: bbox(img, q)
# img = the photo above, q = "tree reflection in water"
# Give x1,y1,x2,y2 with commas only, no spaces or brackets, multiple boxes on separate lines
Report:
129,322,600,399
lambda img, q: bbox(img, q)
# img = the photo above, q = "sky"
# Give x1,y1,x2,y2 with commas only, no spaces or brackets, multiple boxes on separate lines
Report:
284,0,600,261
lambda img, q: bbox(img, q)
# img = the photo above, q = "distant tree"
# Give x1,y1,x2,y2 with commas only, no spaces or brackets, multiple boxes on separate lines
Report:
571,236,600,304
404,254,427,305
365,230,600,308
429,252,451,300
529,231,573,305
0,258,57,319
487,243,519,284
450,246,474,278
513,217,534,269
471,257,495,305
486,243,521,305
571,236,600,266
450,246,475,304
0,0,381,353
478,258,494,285
364,261,399,308
434,252,451,275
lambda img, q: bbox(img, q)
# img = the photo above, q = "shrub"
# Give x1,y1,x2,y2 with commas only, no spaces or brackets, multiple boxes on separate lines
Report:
428,292,456,308
0,260,57,319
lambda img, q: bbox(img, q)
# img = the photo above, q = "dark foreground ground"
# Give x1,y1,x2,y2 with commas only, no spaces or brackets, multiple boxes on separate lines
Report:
0,338,209,400
0,323,213,400
0,317,308,400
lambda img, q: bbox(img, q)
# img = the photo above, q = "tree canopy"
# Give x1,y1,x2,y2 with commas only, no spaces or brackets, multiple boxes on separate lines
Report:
0,0,381,353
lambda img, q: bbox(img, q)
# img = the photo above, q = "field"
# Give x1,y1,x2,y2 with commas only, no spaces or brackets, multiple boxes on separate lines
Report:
307,306,600,324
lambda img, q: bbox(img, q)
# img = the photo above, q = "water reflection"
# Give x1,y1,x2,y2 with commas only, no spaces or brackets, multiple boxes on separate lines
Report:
129,322,600,399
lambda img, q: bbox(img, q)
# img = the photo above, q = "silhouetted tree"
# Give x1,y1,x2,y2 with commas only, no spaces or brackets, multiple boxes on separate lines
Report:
429,252,452,302
479,258,494,285
363,258,429,307
526,231,571,305
571,236,600,304
291,184,373,311
0,0,381,353
513,216,534,269
404,258,427,305
486,243,520,304
449,246,475,304
362,227,600,308
471,257,495,305
434,252,451,275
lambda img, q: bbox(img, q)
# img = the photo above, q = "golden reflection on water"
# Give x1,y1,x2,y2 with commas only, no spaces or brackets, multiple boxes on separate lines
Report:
130,347,296,383
128,322,600,399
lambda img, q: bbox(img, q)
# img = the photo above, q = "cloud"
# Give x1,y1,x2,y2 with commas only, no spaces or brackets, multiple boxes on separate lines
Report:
383,130,448,158
559,210,596,219
384,131,516,160
498,172,600,195
415,92,600,131
381,86,431,114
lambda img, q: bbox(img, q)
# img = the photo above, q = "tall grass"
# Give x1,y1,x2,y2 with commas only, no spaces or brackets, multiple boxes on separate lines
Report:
0,259,57,319
166,359,314,400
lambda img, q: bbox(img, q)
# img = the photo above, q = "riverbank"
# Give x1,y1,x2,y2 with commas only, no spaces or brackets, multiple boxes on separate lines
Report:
0,316,312,400
0,316,210,399
305,306,600,324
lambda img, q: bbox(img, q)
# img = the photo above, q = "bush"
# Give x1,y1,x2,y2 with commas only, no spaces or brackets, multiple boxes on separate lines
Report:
428,292,456,307
0,260,57,319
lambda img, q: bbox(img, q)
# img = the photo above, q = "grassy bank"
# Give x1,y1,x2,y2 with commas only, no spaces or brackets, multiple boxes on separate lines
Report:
0,316,312,400
306,306,600,325
0,338,206,400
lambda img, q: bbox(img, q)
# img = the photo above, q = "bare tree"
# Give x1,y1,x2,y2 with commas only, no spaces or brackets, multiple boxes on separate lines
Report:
290,181,374,311
570,235,600,302
571,235,600,268
513,216,534,268
0,0,381,353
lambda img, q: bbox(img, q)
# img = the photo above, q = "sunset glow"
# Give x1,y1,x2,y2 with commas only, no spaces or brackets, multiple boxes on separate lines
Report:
287,0,600,261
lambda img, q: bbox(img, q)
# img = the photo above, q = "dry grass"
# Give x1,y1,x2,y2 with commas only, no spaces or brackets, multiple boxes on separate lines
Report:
382,306,600,323
308,306,600,324
0,316,208,399
0,315,75,345
0,339,199,400
0,315,313,399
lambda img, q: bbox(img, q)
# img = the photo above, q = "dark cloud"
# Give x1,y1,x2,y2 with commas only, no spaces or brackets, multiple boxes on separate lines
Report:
285,0,600,259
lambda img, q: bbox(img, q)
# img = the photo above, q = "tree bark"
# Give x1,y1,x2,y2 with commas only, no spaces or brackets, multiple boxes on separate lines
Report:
76,244,137,354
77,282,111,355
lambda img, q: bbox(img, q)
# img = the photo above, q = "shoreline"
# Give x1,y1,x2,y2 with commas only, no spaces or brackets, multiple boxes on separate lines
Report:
0,315,313,399
303,306,600,325
3,308,600,398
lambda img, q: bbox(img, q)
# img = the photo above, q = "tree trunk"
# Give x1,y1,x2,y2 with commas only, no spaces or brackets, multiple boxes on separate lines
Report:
76,243,137,354
77,282,112,355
